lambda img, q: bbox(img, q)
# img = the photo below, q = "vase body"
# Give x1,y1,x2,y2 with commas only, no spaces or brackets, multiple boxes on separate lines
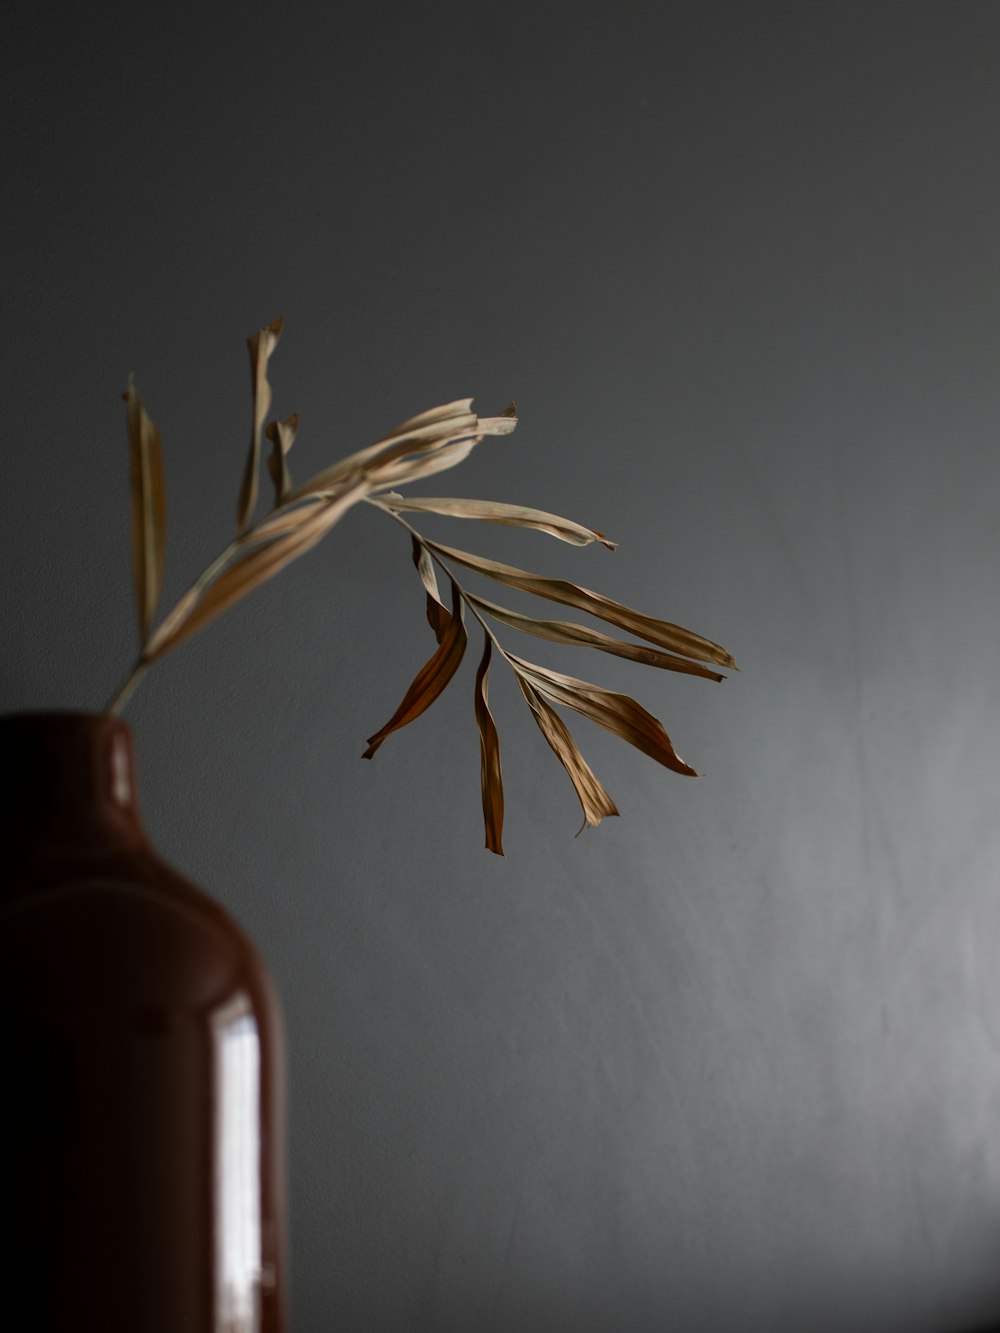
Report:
0,713,287,1332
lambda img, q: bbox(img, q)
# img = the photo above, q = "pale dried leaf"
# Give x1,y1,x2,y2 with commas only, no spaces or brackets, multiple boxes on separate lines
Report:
468,594,726,680
427,542,736,669
251,494,329,540
286,407,479,501
286,402,517,504
474,403,519,435
386,398,474,436
511,655,698,777
474,636,504,855
236,315,284,535
145,479,367,661
375,495,615,549
363,581,467,758
265,412,299,504
516,676,619,830
369,435,481,489
124,376,167,646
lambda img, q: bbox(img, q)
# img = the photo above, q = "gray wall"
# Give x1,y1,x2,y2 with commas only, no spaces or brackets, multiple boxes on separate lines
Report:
3,3,1000,1330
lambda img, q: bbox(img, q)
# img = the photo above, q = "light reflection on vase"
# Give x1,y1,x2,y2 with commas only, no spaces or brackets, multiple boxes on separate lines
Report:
213,993,264,1332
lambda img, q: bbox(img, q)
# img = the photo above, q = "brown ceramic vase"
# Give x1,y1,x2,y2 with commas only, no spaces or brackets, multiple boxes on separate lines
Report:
0,712,287,1332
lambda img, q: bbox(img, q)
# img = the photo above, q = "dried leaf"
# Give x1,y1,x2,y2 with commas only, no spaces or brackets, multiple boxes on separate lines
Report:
427,542,736,669
286,403,478,501
473,403,519,435
385,398,475,436
124,376,167,646
468,594,726,680
236,316,284,535
145,479,367,661
265,412,298,504
368,435,481,489
474,636,504,855
511,655,698,777
374,495,616,549
383,400,515,440
286,402,517,504
363,580,467,759
516,676,619,830
411,535,450,643
250,493,329,540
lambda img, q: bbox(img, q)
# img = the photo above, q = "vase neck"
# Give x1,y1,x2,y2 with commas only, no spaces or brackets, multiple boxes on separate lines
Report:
0,712,149,853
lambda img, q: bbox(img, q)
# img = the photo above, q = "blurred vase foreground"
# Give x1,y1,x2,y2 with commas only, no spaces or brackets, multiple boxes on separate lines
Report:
0,713,287,1333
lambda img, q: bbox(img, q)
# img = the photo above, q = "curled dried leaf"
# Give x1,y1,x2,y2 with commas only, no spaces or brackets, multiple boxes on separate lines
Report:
511,655,698,777
384,397,475,437
374,494,616,549
123,376,167,647
265,412,299,504
286,402,518,504
369,435,481,490
363,580,467,758
467,594,726,680
516,676,619,830
411,535,450,644
286,403,479,502
474,636,504,855
250,493,329,540
427,541,736,670
237,316,284,535
474,403,519,435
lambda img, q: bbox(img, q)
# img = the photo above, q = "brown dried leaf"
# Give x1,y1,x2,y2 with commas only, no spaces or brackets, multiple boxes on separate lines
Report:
516,676,619,830
511,655,698,777
474,636,504,855
468,594,726,681
265,412,298,504
363,580,468,759
123,376,167,646
145,479,367,661
427,542,736,670
236,316,284,535
375,495,616,549
411,535,450,643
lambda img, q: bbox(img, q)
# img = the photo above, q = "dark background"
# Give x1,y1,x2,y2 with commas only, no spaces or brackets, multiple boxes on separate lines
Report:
4,3,1000,1330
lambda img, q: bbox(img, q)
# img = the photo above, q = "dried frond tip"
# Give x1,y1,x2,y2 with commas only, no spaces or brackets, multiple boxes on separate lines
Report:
123,375,167,648
474,635,505,855
362,580,467,758
237,316,285,535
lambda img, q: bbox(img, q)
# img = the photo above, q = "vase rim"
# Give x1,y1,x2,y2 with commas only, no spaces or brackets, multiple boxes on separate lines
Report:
0,710,144,851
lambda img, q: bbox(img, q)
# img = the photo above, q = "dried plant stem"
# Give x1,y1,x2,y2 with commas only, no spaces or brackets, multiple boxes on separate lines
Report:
104,659,152,717
105,477,494,719
105,530,265,715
